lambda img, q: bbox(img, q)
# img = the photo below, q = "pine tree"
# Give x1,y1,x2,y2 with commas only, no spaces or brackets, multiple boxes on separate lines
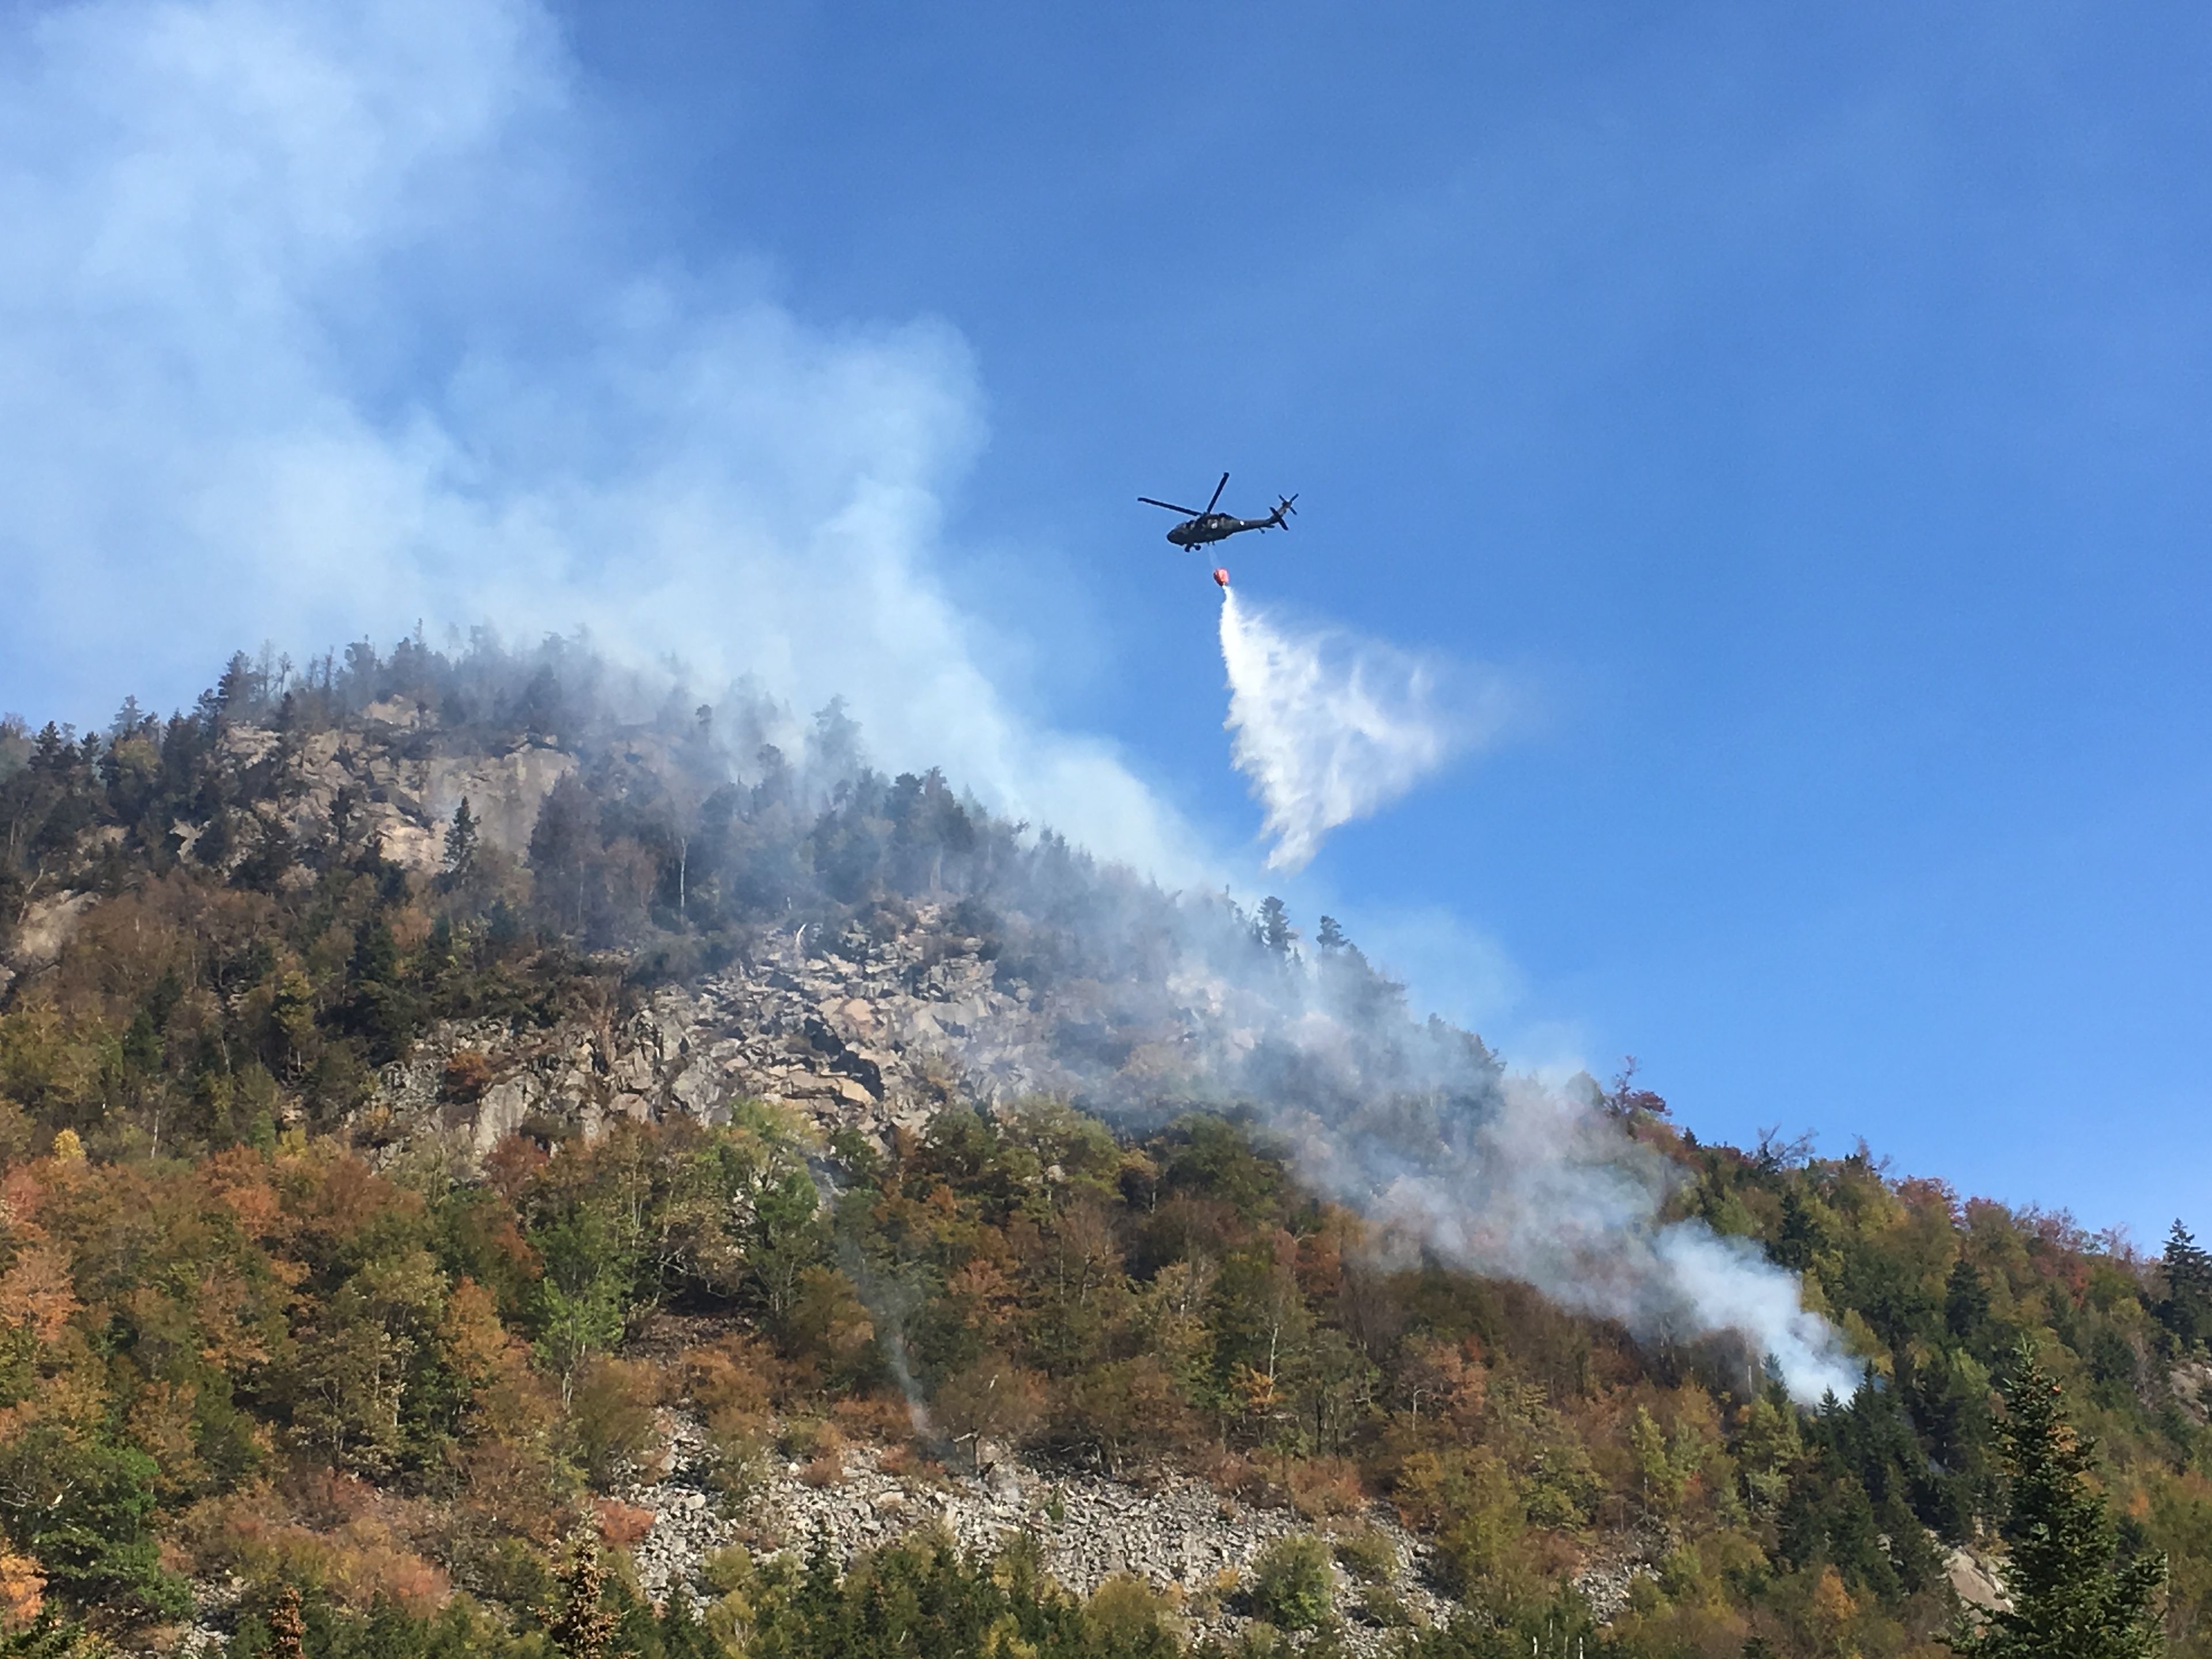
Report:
1774,1188,1824,1271
442,797,479,886
1946,1256,1993,1346
1948,1342,2165,1658
2157,1222,2212,1350
29,722,67,773
217,650,262,718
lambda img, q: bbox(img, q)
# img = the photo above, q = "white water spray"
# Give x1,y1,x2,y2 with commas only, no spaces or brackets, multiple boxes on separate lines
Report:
1219,589,1495,871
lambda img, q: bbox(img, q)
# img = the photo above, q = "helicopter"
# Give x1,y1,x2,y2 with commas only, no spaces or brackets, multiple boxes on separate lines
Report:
1139,472,1297,550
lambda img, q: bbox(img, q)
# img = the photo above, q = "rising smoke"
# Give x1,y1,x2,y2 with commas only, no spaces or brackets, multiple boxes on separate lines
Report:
0,0,1206,887
1112,907,1865,1406
1270,1056,1861,1404
1219,589,1502,871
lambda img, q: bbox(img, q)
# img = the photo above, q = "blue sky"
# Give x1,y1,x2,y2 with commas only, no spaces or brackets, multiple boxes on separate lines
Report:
2,0,2207,1239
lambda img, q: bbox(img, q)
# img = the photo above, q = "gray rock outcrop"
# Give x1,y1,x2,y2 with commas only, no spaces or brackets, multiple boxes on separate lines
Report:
375,905,1087,1161
619,1414,1455,1652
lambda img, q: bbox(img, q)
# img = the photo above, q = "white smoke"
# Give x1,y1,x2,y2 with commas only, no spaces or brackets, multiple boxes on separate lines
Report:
1219,589,1503,871
0,0,1205,885
1277,1067,1860,1404
1036,891,1864,1404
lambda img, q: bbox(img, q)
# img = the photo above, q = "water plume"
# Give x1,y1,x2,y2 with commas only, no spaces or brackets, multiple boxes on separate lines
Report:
1219,589,1495,871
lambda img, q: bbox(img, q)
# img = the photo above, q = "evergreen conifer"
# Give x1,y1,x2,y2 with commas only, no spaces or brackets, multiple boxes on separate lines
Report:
1946,1256,1993,1345
442,796,479,885
2157,1222,2212,1349
1948,1342,2165,1659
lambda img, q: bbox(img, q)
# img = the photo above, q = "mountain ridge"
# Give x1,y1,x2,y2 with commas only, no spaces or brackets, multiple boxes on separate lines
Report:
0,638,2203,1658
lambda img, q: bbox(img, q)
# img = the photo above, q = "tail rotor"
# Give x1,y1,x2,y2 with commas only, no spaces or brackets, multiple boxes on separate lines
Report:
1270,493,1298,529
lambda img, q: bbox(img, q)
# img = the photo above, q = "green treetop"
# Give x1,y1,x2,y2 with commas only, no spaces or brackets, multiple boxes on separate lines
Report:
1950,1341,2166,1659
2158,1221,2212,1350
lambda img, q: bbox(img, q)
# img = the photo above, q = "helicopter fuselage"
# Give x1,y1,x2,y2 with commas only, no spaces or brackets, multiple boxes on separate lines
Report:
1165,513,1272,548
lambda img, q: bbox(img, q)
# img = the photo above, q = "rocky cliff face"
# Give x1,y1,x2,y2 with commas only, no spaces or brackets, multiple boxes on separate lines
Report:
7,709,1193,1155
218,718,578,874
4,716,579,997
370,900,1096,1164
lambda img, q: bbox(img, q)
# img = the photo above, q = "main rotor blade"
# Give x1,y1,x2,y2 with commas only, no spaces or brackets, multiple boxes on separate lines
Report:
1138,497,1203,515
1204,472,1229,514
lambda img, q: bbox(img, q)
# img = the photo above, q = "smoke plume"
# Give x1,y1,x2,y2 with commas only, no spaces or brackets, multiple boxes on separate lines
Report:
1219,589,1499,870
1092,914,1864,1405
1274,1062,1861,1404
0,0,1204,885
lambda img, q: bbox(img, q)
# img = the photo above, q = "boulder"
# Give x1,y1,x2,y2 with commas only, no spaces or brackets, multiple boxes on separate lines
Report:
4,890,95,975
1946,1545,2011,1615
473,1078,534,1156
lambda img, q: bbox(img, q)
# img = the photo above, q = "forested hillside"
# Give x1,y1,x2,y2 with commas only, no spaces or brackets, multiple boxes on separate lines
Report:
0,635,2205,1659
